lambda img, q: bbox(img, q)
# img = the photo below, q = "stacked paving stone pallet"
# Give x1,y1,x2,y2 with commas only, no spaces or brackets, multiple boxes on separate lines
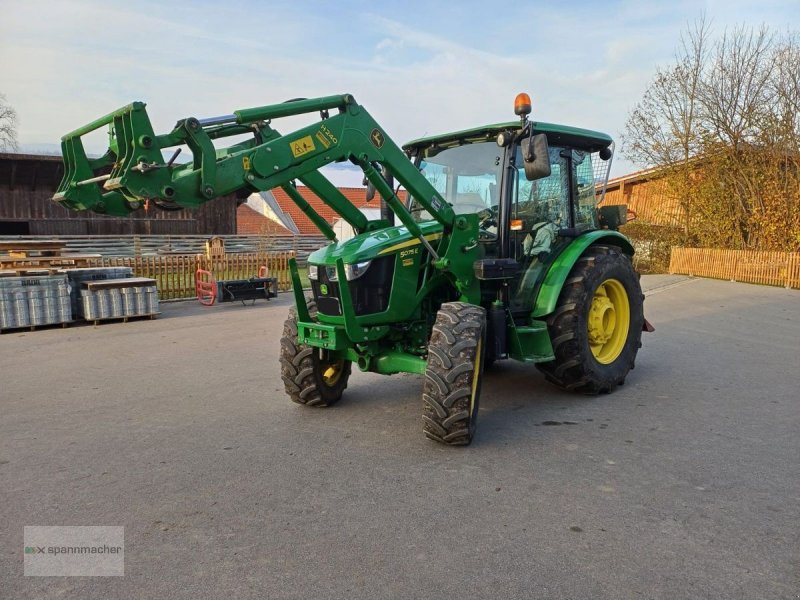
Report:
64,267,134,318
0,268,158,331
0,274,72,330
79,278,159,322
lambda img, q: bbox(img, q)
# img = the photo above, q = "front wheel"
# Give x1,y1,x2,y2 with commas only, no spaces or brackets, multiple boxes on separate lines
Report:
537,245,644,393
422,302,486,446
280,300,351,407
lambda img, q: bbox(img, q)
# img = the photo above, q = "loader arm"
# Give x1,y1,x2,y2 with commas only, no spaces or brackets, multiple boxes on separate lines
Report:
54,94,456,258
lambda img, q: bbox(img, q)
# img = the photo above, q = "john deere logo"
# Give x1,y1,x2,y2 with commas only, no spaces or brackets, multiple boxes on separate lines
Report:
319,284,328,295
370,128,385,149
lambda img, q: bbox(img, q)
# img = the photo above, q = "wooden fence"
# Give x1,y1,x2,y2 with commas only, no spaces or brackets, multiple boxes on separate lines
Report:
669,247,800,289
94,251,296,300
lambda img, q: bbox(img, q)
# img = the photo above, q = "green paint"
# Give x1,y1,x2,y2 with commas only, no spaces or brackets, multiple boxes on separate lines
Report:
288,258,311,324
532,231,634,318
507,320,554,362
54,94,635,376
404,121,613,154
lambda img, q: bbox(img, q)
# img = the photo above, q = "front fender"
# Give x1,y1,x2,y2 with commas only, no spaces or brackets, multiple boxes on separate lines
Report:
531,231,634,318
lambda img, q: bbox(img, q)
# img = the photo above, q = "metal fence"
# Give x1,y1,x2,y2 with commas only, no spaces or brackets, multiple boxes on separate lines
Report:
0,234,327,261
95,251,296,300
669,247,800,289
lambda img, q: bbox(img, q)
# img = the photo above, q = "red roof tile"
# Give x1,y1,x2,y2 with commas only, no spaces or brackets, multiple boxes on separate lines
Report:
236,204,293,235
270,186,409,235
270,186,375,235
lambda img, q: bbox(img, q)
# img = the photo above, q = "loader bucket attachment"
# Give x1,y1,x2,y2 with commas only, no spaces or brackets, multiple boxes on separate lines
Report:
52,93,456,234
54,102,169,216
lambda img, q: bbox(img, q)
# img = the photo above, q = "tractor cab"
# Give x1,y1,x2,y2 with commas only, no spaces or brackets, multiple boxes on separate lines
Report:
403,99,615,315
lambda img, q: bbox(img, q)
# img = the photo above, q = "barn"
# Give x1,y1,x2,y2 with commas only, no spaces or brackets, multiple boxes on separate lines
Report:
0,153,239,236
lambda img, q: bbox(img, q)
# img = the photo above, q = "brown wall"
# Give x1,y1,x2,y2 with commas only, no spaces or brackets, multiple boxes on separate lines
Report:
0,154,238,235
601,173,684,228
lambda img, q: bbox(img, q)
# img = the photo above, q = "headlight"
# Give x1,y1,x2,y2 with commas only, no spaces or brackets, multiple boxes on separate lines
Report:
318,261,372,282
345,260,372,281
308,264,319,280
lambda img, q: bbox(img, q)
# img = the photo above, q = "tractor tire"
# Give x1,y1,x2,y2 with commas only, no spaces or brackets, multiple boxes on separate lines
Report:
422,302,486,446
280,299,351,407
537,245,644,394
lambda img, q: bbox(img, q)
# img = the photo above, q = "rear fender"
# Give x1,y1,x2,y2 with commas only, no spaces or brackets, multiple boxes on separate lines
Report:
531,231,634,318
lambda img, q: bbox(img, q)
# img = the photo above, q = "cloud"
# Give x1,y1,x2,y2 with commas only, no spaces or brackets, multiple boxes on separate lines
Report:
2,0,797,179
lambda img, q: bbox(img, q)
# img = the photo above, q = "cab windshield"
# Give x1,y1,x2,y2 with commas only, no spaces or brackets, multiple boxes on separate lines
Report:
408,139,603,234
409,142,501,221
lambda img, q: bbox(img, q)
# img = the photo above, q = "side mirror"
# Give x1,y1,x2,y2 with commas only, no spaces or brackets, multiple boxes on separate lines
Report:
521,134,551,181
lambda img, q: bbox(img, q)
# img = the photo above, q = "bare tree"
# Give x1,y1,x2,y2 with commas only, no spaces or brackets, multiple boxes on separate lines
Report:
622,17,710,238
760,34,800,249
0,93,18,152
623,18,709,167
695,26,776,247
699,25,774,150
770,34,800,155
622,20,800,252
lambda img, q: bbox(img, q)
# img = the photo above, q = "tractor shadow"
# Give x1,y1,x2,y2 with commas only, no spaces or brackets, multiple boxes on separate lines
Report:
473,360,607,448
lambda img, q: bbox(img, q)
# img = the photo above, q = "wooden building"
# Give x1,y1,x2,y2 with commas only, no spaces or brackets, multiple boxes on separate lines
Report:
600,167,683,227
0,153,238,235
4,151,682,238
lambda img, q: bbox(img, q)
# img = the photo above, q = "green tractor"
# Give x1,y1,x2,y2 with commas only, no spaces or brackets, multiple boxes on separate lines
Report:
54,93,651,446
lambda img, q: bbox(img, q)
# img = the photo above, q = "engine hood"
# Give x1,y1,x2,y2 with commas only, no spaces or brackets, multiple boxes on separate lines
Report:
308,220,444,265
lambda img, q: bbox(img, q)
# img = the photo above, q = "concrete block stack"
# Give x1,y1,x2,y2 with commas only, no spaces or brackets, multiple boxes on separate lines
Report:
0,274,72,330
79,278,159,322
64,267,133,318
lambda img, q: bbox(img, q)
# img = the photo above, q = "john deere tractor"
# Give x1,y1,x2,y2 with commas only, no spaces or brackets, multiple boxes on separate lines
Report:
54,93,650,445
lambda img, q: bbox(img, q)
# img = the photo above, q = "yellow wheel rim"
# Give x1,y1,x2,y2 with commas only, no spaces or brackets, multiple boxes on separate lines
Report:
322,359,344,386
588,278,630,364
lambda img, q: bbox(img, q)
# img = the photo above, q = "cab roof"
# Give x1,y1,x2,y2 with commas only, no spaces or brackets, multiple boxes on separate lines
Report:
403,121,613,154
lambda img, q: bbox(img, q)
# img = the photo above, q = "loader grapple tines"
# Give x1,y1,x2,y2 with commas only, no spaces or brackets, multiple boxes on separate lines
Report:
54,102,166,216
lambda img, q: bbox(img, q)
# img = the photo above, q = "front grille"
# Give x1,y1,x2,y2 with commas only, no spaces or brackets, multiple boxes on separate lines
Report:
349,255,394,315
310,255,395,317
311,276,342,316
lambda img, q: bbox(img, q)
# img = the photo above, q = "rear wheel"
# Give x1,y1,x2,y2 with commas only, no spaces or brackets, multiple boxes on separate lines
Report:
280,299,351,407
422,302,486,446
537,245,644,393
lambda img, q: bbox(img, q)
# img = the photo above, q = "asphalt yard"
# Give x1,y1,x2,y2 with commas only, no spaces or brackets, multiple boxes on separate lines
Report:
2,275,798,599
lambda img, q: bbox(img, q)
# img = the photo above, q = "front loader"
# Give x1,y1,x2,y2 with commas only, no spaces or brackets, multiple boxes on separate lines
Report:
54,93,650,446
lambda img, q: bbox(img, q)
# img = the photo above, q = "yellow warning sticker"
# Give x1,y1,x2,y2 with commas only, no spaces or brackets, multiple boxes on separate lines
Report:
402,259,414,267
290,136,316,158
315,131,331,148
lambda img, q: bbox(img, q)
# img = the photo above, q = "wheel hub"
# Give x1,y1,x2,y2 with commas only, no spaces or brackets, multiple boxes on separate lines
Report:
588,293,615,345
322,360,344,385
588,279,631,364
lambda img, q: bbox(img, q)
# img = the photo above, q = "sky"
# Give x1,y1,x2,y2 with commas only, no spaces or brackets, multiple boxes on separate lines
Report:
1,0,798,185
